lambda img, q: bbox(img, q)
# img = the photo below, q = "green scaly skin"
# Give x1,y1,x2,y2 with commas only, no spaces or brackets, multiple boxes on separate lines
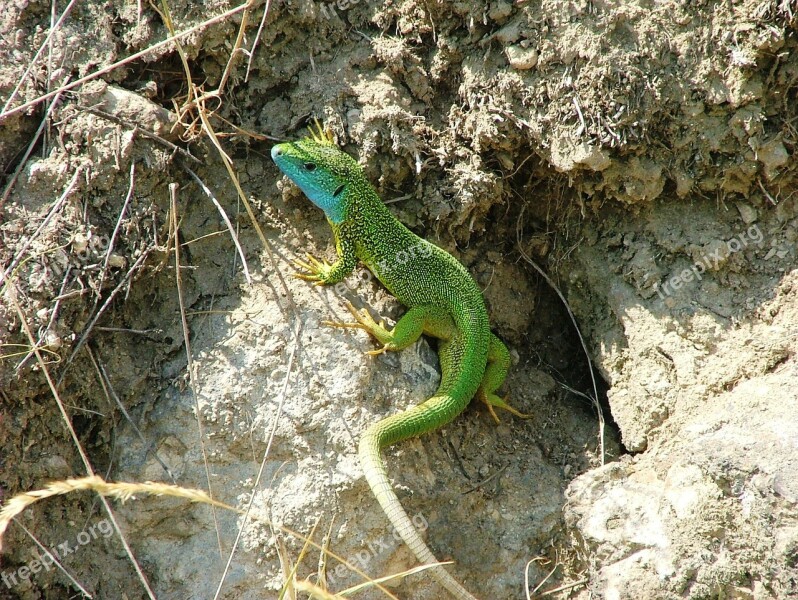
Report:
271,125,528,599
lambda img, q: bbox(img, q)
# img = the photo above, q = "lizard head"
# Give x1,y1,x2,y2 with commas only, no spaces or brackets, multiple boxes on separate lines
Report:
271,122,362,224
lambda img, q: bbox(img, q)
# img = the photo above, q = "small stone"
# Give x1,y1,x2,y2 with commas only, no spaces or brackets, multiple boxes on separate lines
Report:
108,253,127,268
489,0,513,22
510,348,520,365
44,330,62,349
736,202,758,224
673,170,694,198
346,108,362,129
72,232,89,253
494,21,521,44
506,45,538,70
757,138,789,179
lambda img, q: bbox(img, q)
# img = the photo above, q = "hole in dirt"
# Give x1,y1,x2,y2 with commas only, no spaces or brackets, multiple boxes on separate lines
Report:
2,111,44,183
585,366,623,456
117,53,198,110
71,413,96,438
491,162,625,463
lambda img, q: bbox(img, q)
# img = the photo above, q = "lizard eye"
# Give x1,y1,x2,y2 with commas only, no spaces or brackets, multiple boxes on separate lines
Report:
303,162,316,171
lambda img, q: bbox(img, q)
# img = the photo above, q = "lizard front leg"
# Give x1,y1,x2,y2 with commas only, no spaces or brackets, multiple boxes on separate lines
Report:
293,226,356,285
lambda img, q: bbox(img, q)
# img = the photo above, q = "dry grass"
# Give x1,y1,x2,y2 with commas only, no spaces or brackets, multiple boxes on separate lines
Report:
5,285,158,598
0,475,453,599
0,0,310,596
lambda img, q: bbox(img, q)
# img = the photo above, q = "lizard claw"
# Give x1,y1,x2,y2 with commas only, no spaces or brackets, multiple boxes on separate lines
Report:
479,391,531,424
365,345,389,356
292,253,334,283
341,299,363,319
321,319,362,329
324,300,394,351
485,401,501,425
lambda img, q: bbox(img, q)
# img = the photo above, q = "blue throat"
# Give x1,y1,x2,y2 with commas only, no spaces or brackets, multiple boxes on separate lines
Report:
302,185,346,224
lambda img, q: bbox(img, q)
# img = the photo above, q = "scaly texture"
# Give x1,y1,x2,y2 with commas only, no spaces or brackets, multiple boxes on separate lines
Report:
271,124,525,599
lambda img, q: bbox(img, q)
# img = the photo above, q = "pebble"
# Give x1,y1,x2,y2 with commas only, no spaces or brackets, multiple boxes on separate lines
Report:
506,45,538,70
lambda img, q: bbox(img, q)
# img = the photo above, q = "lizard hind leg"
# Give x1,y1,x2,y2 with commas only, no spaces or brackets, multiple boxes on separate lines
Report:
322,300,394,352
477,333,532,423
323,302,453,356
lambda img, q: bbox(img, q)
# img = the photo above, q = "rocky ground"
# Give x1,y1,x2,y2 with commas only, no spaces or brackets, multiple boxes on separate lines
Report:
1,0,796,599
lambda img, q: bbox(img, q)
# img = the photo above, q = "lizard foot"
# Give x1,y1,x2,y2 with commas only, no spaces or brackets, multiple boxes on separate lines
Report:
293,253,334,285
479,391,532,424
322,300,394,350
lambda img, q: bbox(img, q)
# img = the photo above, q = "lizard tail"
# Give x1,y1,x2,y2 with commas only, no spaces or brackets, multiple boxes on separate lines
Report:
359,397,480,600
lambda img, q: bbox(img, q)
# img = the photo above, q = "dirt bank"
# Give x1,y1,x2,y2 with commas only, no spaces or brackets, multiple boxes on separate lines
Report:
1,0,796,598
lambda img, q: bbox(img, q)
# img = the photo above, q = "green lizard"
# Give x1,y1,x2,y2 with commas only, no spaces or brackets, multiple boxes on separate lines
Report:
271,124,529,599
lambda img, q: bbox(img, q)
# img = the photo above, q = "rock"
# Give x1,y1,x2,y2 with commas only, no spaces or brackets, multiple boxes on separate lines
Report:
566,372,798,599
757,138,789,179
506,44,538,70
736,202,758,224
550,140,612,172
99,84,178,138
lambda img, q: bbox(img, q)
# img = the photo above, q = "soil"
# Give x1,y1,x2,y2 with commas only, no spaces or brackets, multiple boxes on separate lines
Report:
1,0,796,599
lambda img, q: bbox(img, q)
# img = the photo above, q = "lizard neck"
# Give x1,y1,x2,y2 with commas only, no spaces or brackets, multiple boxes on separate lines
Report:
304,186,347,224
345,184,408,241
